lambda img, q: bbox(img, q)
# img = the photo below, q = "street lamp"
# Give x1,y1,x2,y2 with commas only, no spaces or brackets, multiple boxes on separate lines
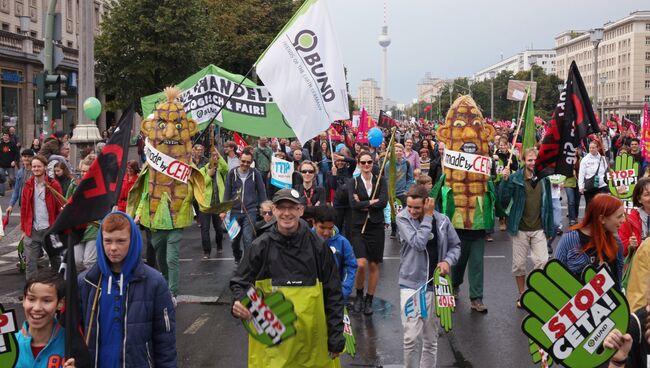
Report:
529,56,537,82
489,71,496,120
599,75,608,123
590,28,604,107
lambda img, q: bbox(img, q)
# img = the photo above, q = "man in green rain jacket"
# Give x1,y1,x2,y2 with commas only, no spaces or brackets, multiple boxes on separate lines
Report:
230,188,345,367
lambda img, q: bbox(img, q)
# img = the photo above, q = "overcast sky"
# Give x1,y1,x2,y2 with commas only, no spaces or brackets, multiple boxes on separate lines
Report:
327,0,648,104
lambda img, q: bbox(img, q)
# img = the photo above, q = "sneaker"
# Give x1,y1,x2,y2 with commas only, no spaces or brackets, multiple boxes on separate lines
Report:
203,253,210,259
486,235,493,242
470,299,488,313
352,296,364,314
390,232,396,239
363,296,373,316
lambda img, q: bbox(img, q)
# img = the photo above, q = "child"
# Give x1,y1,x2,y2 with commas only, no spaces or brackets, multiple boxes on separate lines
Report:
313,206,357,303
416,175,433,193
16,269,75,367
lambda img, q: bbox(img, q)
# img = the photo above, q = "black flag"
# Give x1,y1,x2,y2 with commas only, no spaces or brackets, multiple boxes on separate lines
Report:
378,110,398,128
47,104,134,364
535,61,600,180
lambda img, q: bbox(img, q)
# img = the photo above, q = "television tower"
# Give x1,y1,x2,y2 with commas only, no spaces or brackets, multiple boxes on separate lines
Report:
378,0,390,100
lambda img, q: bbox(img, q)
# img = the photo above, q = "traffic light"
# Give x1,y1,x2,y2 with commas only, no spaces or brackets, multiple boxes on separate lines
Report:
35,71,68,119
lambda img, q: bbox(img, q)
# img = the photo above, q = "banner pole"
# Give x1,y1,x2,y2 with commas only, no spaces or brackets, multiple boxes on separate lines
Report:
506,90,530,168
361,127,396,234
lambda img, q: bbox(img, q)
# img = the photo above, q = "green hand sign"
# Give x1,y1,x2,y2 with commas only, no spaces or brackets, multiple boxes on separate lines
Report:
529,338,553,367
343,307,356,357
521,260,629,368
434,267,455,332
240,288,297,346
0,303,19,368
608,153,638,200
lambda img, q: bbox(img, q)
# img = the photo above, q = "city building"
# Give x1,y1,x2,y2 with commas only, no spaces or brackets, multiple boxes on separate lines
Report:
554,10,650,121
474,50,556,82
357,78,383,118
416,73,448,102
0,0,108,146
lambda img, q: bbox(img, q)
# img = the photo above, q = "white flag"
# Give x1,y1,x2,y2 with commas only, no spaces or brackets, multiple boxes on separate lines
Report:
255,0,349,144
403,285,429,320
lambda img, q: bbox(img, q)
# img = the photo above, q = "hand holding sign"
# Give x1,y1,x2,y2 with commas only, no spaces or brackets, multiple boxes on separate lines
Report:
434,267,455,332
343,307,356,357
239,288,297,346
521,260,629,368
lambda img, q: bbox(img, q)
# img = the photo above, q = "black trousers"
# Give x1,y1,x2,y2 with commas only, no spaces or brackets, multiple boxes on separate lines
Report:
198,211,223,253
335,207,352,238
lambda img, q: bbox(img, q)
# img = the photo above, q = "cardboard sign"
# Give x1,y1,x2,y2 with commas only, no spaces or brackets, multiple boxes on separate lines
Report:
507,80,538,101
608,154,638,200
343,307,356,357
270,156,293,189
443,149,492,176
0,304,18,368
521,260,629,368
434,268,455,332
144,139,191,183
404,285,428,320
240,288,297,346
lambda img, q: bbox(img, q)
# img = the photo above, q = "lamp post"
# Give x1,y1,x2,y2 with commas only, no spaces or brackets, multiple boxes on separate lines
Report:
489,71,496,120
590,28,604,108
529,56,537,83
599,75,608,123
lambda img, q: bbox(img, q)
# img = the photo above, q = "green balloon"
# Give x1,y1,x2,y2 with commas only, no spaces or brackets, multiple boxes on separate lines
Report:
83,97,102,120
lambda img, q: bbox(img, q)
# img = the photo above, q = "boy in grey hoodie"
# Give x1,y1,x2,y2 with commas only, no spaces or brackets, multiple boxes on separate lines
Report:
397,185,460,368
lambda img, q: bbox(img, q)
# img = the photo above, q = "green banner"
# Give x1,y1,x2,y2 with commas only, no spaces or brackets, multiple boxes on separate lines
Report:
141,64,296,137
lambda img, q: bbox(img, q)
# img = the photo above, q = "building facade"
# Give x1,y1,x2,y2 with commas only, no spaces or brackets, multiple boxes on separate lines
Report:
554,10,650,121
357,78,383,118
416,72,448,102
0,0,106,147
474,50,556,82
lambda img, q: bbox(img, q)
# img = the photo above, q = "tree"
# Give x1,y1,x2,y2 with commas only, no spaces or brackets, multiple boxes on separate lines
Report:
95,0,217,111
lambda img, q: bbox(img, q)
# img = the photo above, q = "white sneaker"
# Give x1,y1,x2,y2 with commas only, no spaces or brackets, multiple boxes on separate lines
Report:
172,295,177,308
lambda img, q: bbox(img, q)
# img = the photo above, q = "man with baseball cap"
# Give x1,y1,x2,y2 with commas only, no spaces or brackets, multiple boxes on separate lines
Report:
230,188,345,367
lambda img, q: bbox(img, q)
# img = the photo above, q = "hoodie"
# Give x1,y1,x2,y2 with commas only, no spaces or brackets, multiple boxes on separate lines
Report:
96,211,142,368
314,226,357,302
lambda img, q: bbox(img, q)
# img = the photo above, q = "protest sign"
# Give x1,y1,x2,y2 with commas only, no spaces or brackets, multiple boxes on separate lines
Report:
507,80,537,101
343,308,356,357
240,288,297,346
404,285,428,320
434,268,455,332
608,154,638,213
271,156,294,189
144,138,191,183
521,260,629,367
0,304,18,368
529,339,553,367
442,149,492,176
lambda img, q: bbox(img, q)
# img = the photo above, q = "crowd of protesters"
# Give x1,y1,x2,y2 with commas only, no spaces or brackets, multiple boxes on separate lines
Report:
6,112,650,367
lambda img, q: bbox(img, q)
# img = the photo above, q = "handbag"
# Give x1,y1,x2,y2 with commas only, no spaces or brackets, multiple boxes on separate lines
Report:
584,157,603,192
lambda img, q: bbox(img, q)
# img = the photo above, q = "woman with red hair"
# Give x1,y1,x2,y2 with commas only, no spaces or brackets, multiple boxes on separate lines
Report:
554,193,625,285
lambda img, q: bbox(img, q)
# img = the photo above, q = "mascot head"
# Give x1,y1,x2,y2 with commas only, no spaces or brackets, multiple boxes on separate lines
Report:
141,86,198,163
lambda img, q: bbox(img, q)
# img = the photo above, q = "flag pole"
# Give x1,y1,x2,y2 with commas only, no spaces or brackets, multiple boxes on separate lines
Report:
361,127,396,234
192,65,255,146
506,90,530,168
64,235,73,359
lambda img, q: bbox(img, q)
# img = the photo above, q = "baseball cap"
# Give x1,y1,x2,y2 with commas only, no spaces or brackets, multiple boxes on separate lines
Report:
272,188,302,204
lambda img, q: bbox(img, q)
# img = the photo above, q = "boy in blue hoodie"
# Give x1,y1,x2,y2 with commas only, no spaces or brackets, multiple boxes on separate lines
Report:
313,206,357,302
78,212,176,368
16,269,76,368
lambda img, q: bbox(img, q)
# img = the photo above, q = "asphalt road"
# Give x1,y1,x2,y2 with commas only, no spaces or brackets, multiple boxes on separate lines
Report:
0,188,579,367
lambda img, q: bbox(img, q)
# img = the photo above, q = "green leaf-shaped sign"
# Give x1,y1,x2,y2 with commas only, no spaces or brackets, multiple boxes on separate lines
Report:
240,288,297,346
608,154,638,200
0,303,19,368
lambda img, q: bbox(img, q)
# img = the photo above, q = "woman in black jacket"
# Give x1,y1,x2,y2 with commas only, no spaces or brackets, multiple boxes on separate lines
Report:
328,147,356,237
348,151,388,316
294,160,326,225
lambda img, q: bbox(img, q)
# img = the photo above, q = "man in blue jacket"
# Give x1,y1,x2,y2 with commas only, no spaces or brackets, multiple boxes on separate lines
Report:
79,211,176,368
313,206,357,302
500,148,554,308
397,185,460,368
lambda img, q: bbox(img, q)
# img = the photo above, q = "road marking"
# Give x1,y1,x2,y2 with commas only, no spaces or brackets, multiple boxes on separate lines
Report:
0,296,21,304
384,256,505,260
183,313,210,335
176,295,219,304
484,255,506,259
179,257,235,262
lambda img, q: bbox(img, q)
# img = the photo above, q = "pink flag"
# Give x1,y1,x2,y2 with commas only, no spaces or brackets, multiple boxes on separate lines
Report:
642,103,650,161
356,108,369,144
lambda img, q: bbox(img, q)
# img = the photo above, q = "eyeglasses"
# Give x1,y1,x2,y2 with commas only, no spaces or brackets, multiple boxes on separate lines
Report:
301,170,315,174
262,211,272,216
359,160,373,165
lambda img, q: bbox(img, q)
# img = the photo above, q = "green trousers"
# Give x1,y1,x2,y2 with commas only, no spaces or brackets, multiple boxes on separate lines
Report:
451,234,485,300
151,228,183,295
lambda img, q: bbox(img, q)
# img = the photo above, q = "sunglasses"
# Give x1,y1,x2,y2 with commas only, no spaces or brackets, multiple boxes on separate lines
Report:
262,211,272,216
359,160,373,165
301,170,315,174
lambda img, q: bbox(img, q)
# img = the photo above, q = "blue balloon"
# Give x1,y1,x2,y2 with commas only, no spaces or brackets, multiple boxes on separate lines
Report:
335,143,346,153
368,127,383,148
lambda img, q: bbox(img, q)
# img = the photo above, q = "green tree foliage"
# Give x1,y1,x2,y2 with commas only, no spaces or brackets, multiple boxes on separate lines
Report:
96,0,300,111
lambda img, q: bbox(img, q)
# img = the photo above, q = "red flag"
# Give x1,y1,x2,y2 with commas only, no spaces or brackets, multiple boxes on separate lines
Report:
642,103,650,161
233,132,248,154
356,108,369,144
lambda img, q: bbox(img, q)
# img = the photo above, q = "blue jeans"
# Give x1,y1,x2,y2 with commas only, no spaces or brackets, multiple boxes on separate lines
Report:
230,210,257,262
0,167,11,195
564,187,579,222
